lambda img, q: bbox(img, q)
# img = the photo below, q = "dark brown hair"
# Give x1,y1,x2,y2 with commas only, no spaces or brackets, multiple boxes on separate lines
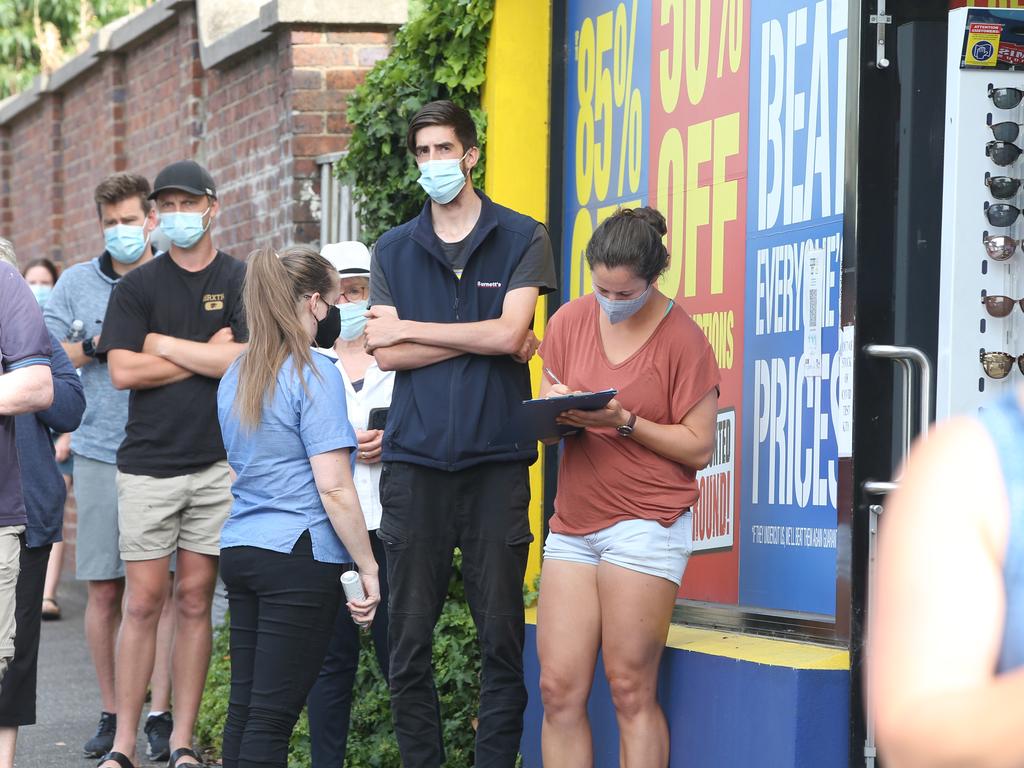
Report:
22,258,59,284
406,100,479,155
234,245,337,427
585,207,670,284
94,173,152,219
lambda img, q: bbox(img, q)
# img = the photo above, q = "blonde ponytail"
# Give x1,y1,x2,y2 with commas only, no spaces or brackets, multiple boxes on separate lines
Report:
235,245,335,427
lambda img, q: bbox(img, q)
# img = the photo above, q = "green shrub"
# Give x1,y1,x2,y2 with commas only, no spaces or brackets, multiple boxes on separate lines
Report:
196,553,490,768
336,0,495,243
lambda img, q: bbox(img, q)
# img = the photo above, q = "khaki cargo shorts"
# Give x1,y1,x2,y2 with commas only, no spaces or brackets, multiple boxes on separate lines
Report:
0,525,24,683
116,461,231,560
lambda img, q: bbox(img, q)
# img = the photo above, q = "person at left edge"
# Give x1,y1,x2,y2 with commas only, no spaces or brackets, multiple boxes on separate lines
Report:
0,248,52,720
0,240,82,768
97,160,248,768
217,245,379,768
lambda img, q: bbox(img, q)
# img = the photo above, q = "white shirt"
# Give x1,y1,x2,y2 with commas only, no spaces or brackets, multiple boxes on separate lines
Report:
320,348,394,531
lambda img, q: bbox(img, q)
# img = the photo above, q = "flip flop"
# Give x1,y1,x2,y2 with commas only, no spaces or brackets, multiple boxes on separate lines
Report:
41,597,61,621
98,752,134,768
168,746,204,767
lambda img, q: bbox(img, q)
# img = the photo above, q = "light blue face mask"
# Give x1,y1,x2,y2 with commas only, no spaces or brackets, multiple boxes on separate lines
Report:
29,284,52,308
595,283,652,324
104,224,149,265
160,207,210,249
417,151,470,205
338,300,369,341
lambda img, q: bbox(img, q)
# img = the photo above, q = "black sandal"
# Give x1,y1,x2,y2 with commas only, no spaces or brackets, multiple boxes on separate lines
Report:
98,753,135,768
168,746,205,767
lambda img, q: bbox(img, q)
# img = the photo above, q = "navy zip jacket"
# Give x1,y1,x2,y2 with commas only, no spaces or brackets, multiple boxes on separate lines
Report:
375,192,540,471
15,332,85,547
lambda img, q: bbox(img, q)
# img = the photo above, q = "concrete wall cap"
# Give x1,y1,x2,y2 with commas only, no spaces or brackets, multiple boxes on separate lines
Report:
200,0,407,69
260,0,407,27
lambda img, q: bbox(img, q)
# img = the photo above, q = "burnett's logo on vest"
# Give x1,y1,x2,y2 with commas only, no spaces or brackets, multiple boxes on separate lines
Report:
477,281,502,288
203,292,224,311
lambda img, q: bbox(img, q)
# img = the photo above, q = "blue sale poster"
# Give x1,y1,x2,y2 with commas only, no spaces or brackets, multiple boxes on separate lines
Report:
739,0,848,616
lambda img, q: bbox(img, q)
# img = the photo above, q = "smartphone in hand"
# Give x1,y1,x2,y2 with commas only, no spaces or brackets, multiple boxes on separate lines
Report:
368,407,389,432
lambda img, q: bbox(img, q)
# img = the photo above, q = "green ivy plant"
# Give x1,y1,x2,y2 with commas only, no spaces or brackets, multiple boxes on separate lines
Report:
336,0,495,244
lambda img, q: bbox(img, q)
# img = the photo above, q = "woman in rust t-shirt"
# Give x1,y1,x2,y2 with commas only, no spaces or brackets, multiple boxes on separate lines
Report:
536,207,720,766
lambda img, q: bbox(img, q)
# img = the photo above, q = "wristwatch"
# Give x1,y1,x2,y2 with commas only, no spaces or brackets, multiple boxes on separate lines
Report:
81,336,97,358
616,411,637,437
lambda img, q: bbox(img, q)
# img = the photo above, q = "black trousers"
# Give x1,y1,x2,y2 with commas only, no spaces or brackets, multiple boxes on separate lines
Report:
0,541,50,726
379,461,532,768
220,532,342,768
306,532,390,768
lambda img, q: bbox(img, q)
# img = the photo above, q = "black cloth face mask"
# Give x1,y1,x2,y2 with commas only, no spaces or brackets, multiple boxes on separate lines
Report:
315,303,341,348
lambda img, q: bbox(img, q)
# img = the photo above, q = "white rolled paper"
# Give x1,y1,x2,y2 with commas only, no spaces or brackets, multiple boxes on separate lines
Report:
341,571,369,627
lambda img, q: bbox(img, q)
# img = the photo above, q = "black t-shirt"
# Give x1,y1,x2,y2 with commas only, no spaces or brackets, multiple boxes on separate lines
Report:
371,222,556,306
98,251,247,477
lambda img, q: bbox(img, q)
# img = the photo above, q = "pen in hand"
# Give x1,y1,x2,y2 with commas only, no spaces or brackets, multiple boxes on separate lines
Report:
544,367,564,386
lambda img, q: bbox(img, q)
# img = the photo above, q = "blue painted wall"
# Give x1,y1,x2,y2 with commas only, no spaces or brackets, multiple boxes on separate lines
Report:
520,624,849,767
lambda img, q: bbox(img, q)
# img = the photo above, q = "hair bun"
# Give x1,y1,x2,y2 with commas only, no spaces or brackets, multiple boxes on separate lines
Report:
631,207,667,237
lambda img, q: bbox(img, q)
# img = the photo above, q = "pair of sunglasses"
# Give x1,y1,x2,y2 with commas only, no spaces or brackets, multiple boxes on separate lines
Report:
987,174,1023,199
983,295,1024,317
990,85,1024,109
984,233,1021,260
991,121,1024,143
985,202,1024,226
987,141,1024,166
981,350,1024,379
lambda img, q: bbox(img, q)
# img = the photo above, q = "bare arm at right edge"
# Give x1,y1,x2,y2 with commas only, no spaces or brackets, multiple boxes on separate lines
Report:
870,416,1024,768
310,449,380,625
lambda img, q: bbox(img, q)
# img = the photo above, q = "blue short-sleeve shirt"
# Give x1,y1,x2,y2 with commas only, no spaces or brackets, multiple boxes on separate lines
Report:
217,351,357,563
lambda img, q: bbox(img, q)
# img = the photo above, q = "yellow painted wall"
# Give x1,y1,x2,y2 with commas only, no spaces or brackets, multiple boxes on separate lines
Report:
482,0,553,589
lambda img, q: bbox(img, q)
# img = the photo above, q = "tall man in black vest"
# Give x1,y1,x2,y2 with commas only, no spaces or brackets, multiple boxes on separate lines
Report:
365,100,556,767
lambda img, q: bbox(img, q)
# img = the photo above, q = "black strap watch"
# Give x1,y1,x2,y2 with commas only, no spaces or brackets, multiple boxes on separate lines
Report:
616,411,637,437
81,336,97,358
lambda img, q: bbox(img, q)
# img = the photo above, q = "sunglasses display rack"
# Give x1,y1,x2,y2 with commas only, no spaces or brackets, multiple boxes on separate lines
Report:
937,18,1024,419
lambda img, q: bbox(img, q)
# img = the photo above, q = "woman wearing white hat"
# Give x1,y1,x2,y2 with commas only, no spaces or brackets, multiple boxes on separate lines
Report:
306,241,393,767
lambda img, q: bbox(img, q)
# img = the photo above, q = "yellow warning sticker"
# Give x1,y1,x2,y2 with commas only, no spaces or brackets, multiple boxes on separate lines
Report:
966,22,1003,67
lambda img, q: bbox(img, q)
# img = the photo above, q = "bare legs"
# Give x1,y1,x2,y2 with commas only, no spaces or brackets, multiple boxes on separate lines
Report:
538,561,678,768
100,550,216,768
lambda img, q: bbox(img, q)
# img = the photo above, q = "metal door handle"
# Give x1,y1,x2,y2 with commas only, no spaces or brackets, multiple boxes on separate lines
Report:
861,344,933,497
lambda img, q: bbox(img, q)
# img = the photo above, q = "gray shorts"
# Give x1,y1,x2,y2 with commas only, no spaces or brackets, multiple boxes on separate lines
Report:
74,456,125,582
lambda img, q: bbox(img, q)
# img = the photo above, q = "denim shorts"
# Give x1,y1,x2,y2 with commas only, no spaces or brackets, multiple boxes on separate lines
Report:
543,512,693,585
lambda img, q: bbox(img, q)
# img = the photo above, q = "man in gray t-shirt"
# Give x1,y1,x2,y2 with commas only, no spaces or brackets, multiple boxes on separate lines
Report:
44,173,176,761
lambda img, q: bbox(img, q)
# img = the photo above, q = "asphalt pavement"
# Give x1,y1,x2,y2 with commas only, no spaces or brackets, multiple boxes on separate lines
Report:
17,579,161,768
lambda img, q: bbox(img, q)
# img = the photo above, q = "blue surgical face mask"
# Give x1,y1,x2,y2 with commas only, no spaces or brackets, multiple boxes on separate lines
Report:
417,151,470,205
595,283,652,324
104,224,149,265
338,300,368,341
29,284,52,307
160,207,211,249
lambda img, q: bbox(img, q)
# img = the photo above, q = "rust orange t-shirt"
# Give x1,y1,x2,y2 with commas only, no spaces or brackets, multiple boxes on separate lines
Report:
538,293,720,536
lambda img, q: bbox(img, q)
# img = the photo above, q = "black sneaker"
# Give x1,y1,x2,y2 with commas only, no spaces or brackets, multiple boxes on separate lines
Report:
144,711,173,761
83,711,116,758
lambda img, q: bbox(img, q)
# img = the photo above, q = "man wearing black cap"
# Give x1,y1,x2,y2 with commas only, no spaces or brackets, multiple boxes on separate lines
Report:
97,160,247,768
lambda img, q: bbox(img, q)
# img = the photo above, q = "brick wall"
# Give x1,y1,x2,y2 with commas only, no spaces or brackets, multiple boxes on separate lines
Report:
0,6,393,269
0,3,396,565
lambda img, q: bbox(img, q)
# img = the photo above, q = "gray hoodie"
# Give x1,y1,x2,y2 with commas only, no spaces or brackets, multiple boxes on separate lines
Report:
44,256,128,464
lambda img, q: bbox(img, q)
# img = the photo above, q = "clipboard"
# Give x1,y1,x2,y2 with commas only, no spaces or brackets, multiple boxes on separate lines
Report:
493,389,618,444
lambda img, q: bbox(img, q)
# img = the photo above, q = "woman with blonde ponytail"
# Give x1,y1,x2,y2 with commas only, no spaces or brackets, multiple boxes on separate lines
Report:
215,245,379,768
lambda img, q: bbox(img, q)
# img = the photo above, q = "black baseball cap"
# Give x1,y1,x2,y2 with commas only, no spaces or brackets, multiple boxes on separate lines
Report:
148,160,217,200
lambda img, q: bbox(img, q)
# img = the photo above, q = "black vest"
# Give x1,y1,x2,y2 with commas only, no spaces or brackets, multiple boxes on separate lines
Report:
375,192,539,470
